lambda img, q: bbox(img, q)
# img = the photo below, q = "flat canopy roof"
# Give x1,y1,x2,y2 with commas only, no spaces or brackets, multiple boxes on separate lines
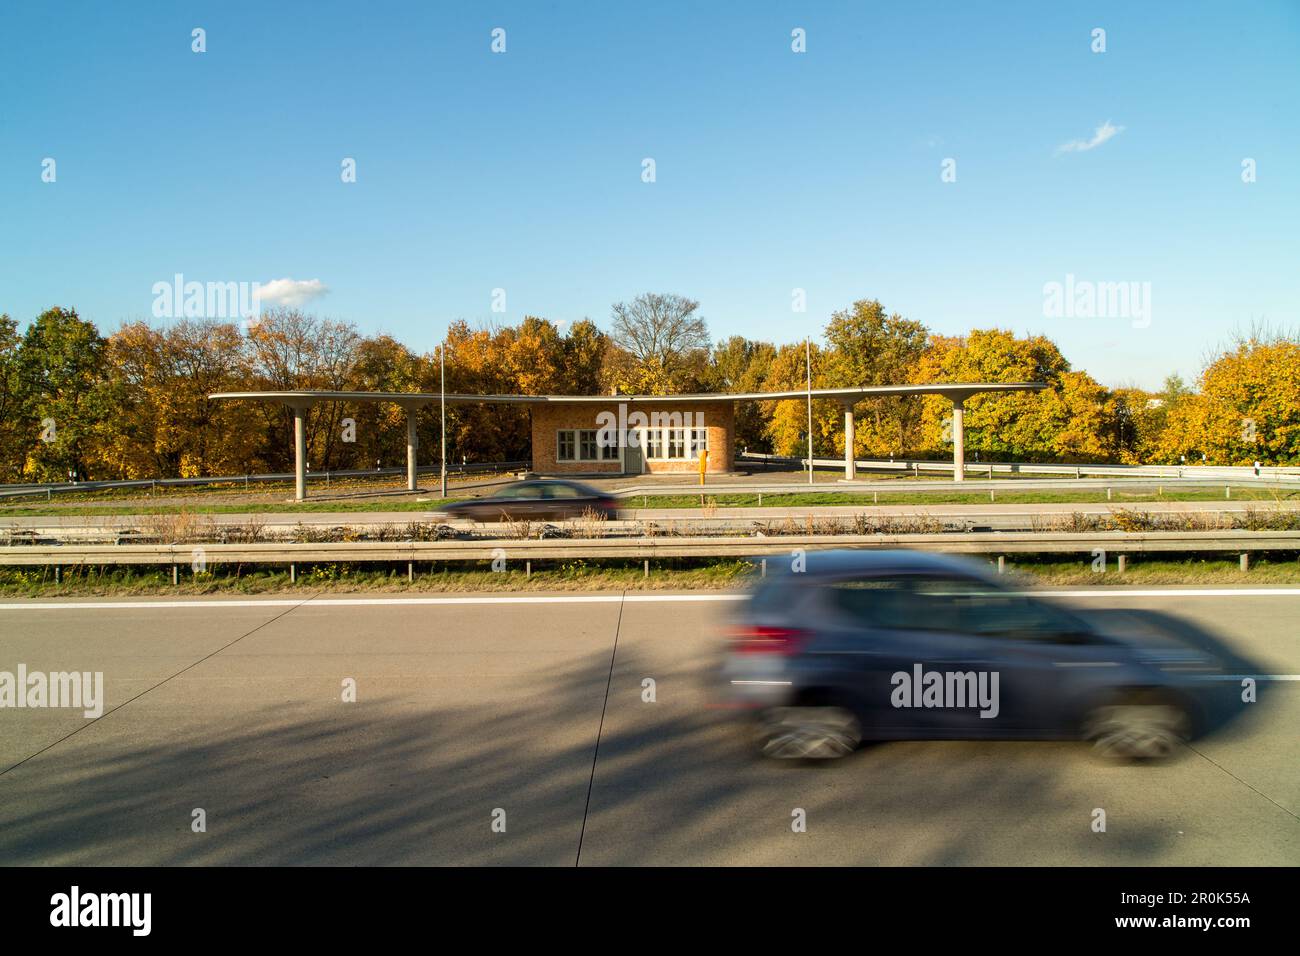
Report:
210,382,1047,407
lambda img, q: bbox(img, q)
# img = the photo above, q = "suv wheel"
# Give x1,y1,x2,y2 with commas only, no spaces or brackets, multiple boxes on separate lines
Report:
1083,700,1190,759
758,706,861,760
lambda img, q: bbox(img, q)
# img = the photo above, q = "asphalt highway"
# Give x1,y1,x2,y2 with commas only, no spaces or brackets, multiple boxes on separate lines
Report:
0,588,1296,865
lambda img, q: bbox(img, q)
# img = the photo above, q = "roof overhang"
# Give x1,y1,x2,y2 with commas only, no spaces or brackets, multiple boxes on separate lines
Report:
209,382,1048,408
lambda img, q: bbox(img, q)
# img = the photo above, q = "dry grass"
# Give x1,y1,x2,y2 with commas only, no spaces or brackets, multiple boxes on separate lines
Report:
138,509,214,544
571,506,610,539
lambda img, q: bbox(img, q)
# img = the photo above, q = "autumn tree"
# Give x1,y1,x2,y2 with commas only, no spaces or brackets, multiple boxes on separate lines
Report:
910,329,1112,462
707,336,777,452
246,309,362,472
1157,331,1300,464
606,293,710,394
824,299,930,457
0,314,25,481
16,307,113,481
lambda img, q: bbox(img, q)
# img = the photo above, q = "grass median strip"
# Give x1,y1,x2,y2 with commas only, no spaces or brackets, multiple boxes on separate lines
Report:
3,485,1296,518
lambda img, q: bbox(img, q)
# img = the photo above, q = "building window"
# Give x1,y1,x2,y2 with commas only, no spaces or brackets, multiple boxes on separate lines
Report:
641,425,709,460
667,428,685,459
557,429,619,463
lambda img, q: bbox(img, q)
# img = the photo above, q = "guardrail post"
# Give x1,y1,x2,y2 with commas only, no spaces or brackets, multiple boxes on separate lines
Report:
644,559,649,578
54,565,60,584
407,561,414,582
1117,554,1127,574
1240,553,1249,572
526,560,531,580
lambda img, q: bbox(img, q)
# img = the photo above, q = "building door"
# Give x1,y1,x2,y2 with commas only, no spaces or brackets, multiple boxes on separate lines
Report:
624,432,643,475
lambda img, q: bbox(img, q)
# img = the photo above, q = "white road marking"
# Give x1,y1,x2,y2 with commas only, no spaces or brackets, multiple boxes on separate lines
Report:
2,587,1300,611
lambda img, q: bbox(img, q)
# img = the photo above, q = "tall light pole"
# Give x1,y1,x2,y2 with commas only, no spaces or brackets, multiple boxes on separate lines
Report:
440,342,447,499
806,338,814,485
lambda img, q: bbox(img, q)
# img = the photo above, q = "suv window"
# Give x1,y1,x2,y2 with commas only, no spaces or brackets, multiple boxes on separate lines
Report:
828,575,1088,641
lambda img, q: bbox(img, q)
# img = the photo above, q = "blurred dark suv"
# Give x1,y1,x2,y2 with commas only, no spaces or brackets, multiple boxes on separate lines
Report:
720,550,1259,760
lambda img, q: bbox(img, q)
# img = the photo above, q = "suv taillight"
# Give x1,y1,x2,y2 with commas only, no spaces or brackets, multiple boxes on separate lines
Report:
729,626,809,655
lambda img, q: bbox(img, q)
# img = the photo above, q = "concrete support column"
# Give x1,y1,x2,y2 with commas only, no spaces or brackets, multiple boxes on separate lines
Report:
406,408,419,492
951,399,965,482
293,405,308,501
843,403,856,481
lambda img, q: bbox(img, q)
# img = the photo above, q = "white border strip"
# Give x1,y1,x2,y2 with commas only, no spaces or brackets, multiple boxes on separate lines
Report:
3,587,1300,611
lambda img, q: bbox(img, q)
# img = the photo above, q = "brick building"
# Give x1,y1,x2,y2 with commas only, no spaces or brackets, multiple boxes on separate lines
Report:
529,397,733,476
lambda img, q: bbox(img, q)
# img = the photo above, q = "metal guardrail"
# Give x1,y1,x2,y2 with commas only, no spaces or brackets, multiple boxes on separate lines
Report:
4,531,1298,568
0,461,530,501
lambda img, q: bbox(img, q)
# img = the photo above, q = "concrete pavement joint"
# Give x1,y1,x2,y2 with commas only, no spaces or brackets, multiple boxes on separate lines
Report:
1184,743,1300,825
576,589,625,867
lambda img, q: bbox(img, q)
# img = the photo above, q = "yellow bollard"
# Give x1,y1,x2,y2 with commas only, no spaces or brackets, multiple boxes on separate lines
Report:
698,448,708,486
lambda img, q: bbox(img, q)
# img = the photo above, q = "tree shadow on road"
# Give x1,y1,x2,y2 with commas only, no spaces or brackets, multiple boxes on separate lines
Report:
0,642,1281,866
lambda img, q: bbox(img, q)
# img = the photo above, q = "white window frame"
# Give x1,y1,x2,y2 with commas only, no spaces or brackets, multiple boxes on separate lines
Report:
557,428,619,463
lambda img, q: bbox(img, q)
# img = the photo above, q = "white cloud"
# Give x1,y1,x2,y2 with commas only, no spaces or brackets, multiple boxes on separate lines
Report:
257,278,329,308
1056,120,1124,154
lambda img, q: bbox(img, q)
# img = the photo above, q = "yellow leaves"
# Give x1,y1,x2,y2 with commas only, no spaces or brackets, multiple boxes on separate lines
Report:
1156,338,1300,464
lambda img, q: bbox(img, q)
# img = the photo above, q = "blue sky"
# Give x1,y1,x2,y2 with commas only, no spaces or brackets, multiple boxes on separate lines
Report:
2,0,1297,390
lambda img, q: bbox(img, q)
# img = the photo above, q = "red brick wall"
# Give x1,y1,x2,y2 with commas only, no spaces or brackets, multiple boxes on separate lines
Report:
530,401,734,475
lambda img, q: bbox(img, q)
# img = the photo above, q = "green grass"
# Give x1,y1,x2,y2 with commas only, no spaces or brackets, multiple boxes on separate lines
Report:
636,487,1299,508
0,558,756,596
